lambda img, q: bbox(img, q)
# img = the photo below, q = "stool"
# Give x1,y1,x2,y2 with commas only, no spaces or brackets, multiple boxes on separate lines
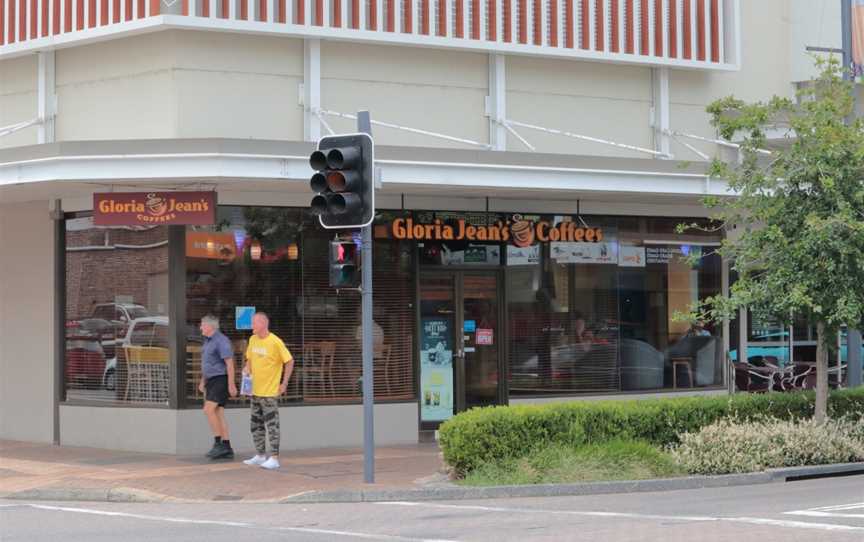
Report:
672,357,694,388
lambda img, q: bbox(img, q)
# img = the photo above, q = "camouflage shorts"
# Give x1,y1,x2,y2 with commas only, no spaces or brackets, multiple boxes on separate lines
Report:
250,396,280,455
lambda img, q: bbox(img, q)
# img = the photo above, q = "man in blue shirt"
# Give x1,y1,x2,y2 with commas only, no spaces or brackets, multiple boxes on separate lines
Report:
198,314,237,459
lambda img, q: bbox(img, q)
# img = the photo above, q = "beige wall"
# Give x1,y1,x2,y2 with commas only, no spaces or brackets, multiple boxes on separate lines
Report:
0,1,810,157
0,201,56,443
55,33,179,140
506,58,652,157
60,403,418,453
321,42,489,149
0,56,38,149
173,32,304,140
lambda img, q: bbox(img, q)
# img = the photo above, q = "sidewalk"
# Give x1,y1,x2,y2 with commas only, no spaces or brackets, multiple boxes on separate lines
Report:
0,440,447,503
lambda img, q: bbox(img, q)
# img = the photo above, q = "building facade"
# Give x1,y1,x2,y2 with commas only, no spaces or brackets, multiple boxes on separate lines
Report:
0,0,844,452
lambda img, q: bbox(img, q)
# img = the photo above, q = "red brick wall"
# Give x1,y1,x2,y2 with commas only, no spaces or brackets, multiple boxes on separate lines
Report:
65,226,169,320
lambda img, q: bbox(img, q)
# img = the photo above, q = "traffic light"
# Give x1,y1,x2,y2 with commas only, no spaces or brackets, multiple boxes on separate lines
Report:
329,239,360,288
309,133,375,229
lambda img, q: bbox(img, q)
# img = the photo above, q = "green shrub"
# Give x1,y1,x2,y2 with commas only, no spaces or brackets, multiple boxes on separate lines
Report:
462,440,685,486
438,388,864,475
671,417,864,474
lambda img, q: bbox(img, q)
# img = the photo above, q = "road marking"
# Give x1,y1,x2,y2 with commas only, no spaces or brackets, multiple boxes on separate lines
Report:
786,502,864,519
16,504,461,542
381,502,864,533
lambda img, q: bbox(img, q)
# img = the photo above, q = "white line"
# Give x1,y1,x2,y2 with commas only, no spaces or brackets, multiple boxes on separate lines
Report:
381,502,864,533
786,511,864,519
805,502,864,512
23,504,462,542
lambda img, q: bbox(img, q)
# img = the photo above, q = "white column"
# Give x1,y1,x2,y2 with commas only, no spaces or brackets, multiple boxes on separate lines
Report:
488,54,506,150
651,66,670,158
304,38,322,142
38,51,56,144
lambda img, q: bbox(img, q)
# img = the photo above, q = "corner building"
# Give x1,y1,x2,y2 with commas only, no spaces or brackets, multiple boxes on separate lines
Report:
0,0,839,452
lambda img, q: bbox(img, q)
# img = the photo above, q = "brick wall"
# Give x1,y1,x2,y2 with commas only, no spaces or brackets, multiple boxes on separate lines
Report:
65,226,169,320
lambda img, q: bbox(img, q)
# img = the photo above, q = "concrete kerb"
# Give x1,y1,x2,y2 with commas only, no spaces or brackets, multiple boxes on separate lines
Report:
3,463,862,504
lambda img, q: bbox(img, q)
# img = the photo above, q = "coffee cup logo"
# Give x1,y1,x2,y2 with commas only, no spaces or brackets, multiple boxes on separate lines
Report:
510,214,535,248
145,193,168,217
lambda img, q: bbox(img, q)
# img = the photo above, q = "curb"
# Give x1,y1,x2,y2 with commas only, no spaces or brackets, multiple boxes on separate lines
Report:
1,487,174,503
280,462,864,503
3,462,862,504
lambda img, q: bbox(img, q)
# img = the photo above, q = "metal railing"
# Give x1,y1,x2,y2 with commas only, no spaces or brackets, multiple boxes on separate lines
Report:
1,0,739,69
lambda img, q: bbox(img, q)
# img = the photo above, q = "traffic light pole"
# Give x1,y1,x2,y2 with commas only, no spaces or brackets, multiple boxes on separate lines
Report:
358,111,375,483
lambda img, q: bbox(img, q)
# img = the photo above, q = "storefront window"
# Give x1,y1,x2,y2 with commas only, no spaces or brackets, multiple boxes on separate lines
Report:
184,207,416,407
64,216,171,404
508,215,723,396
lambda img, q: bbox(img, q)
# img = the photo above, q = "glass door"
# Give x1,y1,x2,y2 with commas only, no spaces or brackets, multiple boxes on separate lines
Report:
461,273,500,411
418,275,457,425
418,271,502,426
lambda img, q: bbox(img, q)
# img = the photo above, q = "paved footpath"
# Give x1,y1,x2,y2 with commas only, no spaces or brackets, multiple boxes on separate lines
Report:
0,440,447,502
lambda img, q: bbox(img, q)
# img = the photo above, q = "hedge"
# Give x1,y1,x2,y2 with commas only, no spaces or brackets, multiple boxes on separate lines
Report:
438,388,864,475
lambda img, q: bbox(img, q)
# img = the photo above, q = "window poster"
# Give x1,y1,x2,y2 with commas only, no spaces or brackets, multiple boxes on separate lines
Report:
420,317,454,422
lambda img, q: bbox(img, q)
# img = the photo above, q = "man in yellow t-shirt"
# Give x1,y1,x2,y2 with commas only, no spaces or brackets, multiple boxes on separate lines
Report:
241,312,293,470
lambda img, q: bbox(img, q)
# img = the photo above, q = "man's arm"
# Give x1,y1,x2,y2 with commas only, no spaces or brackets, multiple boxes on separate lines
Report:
225,357,237,397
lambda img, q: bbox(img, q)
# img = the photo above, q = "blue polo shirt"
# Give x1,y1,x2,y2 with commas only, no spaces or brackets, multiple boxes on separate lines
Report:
202,330,234,379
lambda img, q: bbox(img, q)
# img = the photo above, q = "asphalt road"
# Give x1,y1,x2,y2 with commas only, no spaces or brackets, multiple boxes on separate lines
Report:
2,476,863,541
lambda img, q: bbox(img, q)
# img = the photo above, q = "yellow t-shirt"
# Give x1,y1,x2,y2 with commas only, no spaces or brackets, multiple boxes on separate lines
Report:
246,332,293,397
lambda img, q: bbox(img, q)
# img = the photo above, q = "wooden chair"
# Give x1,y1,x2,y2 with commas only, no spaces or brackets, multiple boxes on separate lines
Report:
374,344,393,394
671,357,694,388
303,341,336,397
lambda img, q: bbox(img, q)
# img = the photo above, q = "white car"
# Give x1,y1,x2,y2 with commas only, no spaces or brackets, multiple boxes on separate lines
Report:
102,316,202,392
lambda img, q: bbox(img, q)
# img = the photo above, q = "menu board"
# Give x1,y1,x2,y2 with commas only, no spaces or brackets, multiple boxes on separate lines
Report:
550,242,618,264
420,318,454,422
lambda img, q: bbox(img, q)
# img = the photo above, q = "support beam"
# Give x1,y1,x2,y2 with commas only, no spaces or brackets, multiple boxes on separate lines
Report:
488,53,506,151
303,38,321,142
651,66,670,158
37,51,56,144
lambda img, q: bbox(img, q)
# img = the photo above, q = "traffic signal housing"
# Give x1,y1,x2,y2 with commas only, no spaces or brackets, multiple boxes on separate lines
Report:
329,239,360,288
309,133,375,229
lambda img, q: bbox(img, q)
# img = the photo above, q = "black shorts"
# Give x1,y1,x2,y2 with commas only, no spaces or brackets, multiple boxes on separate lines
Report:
205,375,229,407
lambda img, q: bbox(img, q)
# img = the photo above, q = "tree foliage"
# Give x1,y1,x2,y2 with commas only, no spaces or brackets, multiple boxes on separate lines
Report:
687,59,864,421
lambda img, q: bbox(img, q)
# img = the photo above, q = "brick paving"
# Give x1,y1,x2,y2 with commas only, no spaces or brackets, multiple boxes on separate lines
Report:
0,440,445,501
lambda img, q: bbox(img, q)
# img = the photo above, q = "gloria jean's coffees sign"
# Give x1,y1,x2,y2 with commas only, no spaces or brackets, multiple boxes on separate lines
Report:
391,215,603,247
94,191,217,226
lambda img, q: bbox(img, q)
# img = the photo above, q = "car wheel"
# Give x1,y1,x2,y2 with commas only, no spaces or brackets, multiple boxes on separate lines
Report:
104,369,116,391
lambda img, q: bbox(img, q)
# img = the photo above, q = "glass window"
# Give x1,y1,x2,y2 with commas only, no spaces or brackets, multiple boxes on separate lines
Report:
184,207,416,407
64,216,171,404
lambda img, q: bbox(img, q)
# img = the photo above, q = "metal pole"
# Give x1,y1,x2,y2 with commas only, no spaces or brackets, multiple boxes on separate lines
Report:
358,110,375,483
842,0,863,387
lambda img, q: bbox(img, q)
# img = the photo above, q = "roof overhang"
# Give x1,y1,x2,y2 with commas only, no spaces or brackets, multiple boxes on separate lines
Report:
0,138,730,205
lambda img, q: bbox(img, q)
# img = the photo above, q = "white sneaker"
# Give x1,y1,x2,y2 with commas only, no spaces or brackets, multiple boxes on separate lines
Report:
243,454,267,466
260,456,280,470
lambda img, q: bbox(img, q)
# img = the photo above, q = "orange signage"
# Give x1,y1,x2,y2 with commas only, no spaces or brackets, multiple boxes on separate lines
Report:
94,192,216,226
186,232,237,261
391,216,603,247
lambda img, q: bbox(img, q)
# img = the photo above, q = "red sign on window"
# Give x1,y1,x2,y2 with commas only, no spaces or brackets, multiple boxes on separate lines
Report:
476,328,494,346
93,192,217,226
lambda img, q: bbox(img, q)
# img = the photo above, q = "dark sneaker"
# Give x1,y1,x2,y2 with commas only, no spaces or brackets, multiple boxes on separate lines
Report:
211,444,234,460
205,443,223,458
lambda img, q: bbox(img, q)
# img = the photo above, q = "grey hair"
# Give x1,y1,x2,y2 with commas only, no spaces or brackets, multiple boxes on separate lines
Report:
201,314,220,329
254,312,270,325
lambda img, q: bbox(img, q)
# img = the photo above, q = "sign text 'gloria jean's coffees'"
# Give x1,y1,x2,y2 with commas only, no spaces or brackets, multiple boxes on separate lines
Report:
93,192,217,226
391,216,603,248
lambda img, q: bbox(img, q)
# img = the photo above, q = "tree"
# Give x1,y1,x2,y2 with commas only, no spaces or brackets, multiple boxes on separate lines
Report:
688,59,864,422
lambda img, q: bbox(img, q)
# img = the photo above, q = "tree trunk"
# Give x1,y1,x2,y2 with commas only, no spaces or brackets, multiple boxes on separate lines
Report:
815,321,829,423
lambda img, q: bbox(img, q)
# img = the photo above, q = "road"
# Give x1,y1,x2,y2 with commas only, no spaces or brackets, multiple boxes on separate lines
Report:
2,476,863,541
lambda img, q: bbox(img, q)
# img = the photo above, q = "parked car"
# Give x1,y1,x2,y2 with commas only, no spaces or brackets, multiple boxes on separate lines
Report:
103,317,203,394
64,329,106,389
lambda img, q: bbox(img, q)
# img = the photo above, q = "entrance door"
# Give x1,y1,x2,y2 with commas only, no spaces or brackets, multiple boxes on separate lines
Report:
418,271,502,426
